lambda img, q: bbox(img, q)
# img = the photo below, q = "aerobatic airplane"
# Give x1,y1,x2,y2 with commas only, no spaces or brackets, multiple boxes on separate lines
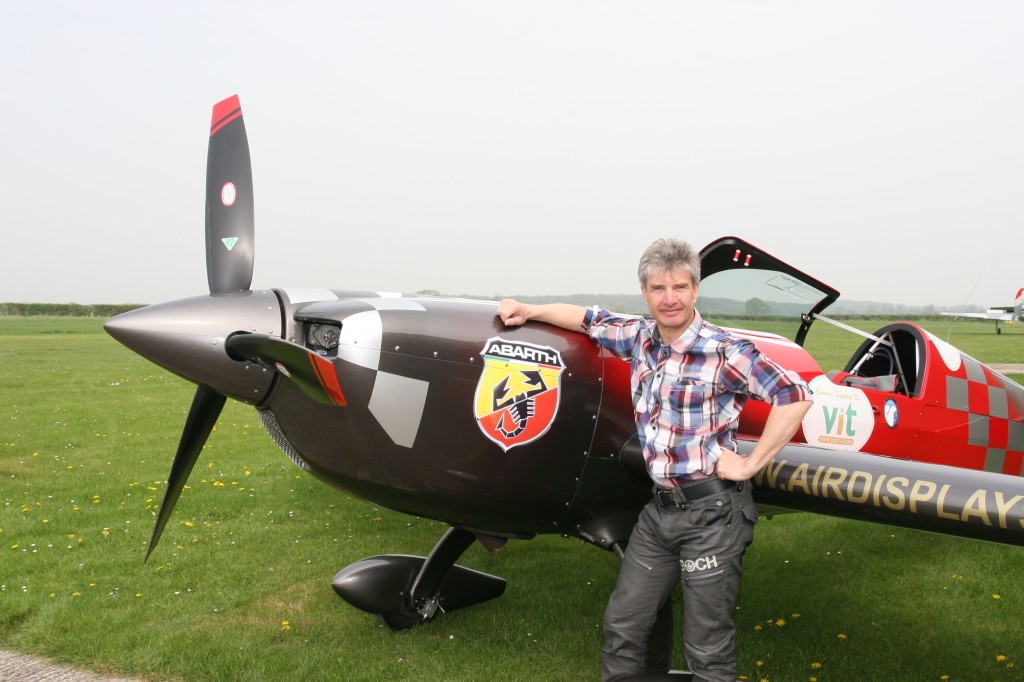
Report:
941,288,1024,334
105,95,1024,630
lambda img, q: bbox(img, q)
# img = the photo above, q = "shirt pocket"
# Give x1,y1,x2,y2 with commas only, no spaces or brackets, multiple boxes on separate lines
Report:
667,379,707,429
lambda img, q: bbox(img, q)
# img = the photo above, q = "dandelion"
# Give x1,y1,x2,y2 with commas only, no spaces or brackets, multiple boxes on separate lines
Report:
837,633,847,639
993,594,1001,600
775,619,786,627
281,621,291,631
811,662,822,669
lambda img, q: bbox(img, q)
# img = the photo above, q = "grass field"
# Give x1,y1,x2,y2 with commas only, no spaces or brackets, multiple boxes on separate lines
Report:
1,315,1023,681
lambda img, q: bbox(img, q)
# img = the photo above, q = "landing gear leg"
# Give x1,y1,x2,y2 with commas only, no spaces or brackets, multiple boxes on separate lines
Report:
332,527,507,630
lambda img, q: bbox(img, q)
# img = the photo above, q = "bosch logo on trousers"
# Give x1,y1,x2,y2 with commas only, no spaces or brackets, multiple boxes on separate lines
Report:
682,555,719,573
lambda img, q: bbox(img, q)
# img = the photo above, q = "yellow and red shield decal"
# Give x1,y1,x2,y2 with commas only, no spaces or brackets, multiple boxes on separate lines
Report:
474,337,564,452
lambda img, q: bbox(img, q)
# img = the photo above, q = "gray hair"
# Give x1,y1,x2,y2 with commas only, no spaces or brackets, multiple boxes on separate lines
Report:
637,239,700,289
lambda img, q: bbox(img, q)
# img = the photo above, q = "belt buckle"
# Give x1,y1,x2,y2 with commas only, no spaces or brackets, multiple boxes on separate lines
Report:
657,489,687,509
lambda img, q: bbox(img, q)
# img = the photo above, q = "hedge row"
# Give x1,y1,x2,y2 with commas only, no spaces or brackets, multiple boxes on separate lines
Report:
0,303,145,317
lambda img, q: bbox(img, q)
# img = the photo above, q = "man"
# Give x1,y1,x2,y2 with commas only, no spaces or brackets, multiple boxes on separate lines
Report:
497,238,812,682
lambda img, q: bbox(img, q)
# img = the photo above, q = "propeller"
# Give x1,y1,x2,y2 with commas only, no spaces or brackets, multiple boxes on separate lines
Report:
145,95,255,560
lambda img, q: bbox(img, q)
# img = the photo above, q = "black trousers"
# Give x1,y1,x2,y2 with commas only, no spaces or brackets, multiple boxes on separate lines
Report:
601,484,757,682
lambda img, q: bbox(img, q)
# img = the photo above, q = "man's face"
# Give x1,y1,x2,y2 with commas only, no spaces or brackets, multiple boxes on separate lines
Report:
642,267,699,342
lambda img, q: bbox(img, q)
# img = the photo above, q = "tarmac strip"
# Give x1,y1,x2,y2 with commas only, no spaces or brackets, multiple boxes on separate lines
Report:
0,650,145,682
990,364,1024,373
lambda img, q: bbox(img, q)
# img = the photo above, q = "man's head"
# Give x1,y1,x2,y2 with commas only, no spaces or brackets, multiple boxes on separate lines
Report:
638,239,700,343
637,239,700,290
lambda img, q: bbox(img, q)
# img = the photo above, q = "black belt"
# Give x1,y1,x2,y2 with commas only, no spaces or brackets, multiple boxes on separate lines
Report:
654,477,743,508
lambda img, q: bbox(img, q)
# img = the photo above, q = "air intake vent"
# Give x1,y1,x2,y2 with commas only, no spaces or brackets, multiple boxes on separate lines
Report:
258,408,310,470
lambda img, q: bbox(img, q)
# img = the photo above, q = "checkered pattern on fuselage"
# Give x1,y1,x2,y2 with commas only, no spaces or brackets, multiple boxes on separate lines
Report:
946,354,1024,476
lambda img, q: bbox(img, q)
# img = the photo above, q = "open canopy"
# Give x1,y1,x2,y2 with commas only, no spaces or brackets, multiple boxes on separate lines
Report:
698,236,840,346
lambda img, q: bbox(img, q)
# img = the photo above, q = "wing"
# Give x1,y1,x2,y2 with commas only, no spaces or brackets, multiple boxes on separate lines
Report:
940,310,1015,321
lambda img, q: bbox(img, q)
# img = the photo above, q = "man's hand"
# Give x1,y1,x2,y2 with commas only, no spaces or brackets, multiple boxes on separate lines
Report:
497,299,530,327
715,448,753,481
496,300,587,331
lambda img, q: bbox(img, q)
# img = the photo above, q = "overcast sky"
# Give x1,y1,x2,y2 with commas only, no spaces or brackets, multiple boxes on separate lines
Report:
3,1,1021,308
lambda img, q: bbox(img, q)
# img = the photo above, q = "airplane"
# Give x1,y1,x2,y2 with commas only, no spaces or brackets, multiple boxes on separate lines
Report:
941,289,1024,334
104,95,1024,632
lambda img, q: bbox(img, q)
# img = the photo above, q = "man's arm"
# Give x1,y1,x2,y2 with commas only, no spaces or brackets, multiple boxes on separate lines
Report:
497,299,587,331
715,400,812,481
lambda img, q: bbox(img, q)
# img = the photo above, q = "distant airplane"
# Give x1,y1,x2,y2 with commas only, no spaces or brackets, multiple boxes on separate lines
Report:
941,288,1024,334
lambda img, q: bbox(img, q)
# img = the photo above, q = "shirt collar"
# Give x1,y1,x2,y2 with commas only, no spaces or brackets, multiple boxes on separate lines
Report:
670,310,704,352
646,310,704,350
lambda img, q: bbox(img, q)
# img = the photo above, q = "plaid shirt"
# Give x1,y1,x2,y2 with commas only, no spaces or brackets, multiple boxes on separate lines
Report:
583,307,811,486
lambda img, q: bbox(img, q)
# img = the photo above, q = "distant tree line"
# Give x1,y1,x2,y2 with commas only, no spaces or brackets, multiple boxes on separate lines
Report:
0,303,145,317
0,296,982,320
496,294,982,318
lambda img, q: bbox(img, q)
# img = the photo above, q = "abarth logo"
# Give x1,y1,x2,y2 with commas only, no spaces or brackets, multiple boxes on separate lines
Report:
474,337,564,452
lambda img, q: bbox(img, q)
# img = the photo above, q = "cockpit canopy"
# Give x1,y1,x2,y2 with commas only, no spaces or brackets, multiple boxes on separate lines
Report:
698,236,839,347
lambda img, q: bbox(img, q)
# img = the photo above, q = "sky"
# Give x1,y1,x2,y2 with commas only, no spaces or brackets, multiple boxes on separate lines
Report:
2,1,1022,308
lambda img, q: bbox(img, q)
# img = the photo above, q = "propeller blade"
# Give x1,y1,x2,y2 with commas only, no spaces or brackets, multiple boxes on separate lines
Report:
206,95,255,295
146,384,227,561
